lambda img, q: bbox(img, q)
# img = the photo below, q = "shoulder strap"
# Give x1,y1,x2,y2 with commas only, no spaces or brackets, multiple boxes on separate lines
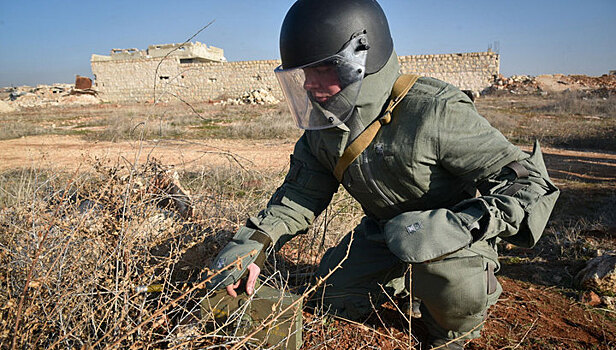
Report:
333,74,420,182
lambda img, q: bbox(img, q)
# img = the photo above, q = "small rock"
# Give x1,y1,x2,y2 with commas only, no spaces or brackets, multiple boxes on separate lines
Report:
574,254,616,295
581,291,602,307
216,89,280,106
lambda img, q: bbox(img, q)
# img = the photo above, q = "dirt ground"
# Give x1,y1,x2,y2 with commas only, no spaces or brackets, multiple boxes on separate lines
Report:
536,74,616,93
0,135,295,172
1,134,614,183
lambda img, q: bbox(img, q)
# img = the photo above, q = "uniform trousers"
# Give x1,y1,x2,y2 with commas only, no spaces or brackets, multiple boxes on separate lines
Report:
309,216,502,340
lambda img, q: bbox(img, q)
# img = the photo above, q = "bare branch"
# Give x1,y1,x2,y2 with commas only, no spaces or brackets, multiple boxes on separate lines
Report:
153,20,216,103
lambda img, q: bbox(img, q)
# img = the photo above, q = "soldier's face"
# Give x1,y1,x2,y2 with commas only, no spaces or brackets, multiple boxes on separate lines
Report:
303,65,342,103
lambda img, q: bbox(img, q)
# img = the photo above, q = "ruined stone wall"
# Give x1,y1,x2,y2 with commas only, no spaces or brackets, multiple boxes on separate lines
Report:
179,60,281,101
91,58,180,102
399,52,499,93
91,52,498,103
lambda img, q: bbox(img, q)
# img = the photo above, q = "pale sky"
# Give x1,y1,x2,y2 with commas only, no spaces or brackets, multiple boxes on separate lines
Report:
1,0,614,86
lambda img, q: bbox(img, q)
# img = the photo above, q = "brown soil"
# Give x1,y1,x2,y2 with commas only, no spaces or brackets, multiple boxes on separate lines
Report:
2,135,614,183
473,278,616,349
300,277,616,349
0,135,294,172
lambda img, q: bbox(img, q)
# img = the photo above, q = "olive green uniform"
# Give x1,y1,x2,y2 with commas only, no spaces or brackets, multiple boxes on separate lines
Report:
210,52,559,341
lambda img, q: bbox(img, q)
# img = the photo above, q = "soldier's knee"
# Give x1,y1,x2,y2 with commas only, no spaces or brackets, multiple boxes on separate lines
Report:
413,254,500,333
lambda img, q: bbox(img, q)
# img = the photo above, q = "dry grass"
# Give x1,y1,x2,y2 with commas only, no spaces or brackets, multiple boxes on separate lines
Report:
3,90,613,149
539,90,616,118
0,156,362,349
0,102,300,143
477,91,616,151
2,153,613,348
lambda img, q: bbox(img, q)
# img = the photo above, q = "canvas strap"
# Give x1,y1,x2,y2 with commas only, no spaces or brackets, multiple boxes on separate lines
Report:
249,230,273,267
333,74,420,182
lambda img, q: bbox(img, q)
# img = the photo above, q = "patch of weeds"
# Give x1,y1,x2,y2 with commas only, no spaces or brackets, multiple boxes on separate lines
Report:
66,129,93,136
477,93,616,151
197,118,224,125
72,122,100,129
541,220,613,262
93,115,186,142
0,168,54,207
538,90,616,118
502,256,527,265
190,118,225,133
0,121,50,140
192,110,300,140
194,125,222,132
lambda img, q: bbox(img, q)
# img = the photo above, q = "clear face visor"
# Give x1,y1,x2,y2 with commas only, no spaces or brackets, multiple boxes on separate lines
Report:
275,32,369,130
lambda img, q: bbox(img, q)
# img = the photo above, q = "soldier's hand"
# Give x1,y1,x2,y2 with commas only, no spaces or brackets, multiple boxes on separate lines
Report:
226,263,261,297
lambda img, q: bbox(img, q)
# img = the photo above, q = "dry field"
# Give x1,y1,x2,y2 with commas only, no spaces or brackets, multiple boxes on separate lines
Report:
1,89,615,349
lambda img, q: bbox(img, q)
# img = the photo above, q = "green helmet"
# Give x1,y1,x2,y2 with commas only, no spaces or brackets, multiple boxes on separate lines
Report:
279,0,393,74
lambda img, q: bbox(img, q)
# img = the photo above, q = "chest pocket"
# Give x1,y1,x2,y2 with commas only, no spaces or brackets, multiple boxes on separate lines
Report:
342,148,401,216
343,162,372,194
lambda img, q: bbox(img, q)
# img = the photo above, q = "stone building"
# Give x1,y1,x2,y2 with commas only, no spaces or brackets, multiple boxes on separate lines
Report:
91,42,499,103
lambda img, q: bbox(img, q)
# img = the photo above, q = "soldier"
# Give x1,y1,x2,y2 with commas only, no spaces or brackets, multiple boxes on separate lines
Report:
208,0,559,348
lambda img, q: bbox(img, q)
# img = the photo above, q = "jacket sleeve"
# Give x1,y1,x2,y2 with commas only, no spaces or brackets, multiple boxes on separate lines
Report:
247,134,340,249
208,134,339,287
436,96,559,247
450,140,560,248
384,94,559,263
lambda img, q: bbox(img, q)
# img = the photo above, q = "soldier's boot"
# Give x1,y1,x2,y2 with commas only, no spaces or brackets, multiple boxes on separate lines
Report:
399,297,422,318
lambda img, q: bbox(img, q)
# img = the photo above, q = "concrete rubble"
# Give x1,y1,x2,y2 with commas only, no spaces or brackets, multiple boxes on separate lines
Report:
487,74,541,94
484,73,616,95
215,88,280,106
0,100,15,113
0,83,102,112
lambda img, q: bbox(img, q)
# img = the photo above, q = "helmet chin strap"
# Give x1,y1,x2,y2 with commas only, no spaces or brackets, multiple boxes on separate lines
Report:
316,79,368,144
308,79,361,128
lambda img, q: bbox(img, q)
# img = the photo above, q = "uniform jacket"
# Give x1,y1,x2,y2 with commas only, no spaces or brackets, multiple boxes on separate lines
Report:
214,52,558,278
